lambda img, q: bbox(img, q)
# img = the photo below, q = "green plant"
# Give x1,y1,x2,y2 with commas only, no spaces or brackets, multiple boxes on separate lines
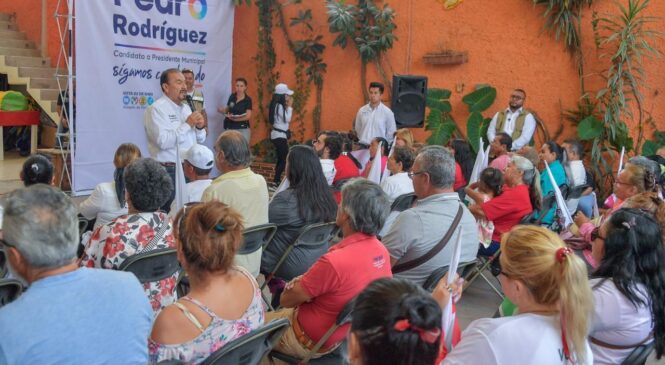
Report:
254,0,279,125
326,0,396,100
426,86,496,153
251,137,277,163
642,129,665,156
593,0,662,154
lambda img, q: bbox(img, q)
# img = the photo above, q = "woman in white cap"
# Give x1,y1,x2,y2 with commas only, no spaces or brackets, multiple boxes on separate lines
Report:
269,83,294,187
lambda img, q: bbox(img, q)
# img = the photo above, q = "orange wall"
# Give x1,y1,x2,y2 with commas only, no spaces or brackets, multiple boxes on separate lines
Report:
0,1,65,67
232,0,665,150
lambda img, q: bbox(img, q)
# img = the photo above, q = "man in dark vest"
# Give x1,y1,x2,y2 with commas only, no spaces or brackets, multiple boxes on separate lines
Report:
487,88,536,151
182,68,207,130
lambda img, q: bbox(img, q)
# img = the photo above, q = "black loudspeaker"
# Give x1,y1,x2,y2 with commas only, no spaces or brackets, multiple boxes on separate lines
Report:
391,75,428,128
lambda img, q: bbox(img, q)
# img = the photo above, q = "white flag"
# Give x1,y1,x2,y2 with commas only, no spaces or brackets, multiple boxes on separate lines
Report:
382,137,397,181
442,226,463,351
367,141,383,184
173,136,187,214
617,146,625,177
544,161,573,228
591,192,600,218
467,138,486,185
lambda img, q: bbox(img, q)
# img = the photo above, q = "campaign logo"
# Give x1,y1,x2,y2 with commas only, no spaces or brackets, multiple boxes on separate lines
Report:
122,91,154,109
123,96,131,105
189,0,207,20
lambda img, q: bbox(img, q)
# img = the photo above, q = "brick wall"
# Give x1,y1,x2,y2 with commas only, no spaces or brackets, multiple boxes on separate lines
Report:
251,160,275,183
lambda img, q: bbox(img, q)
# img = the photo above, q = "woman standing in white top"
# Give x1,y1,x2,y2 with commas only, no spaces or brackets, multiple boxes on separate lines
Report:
442,226,594,365
79,143,141,229
269,83,294,186
380,146,414,203
588,208,665,364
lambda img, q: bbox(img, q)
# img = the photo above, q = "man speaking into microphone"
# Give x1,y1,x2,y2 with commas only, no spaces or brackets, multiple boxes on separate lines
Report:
144,68,206,212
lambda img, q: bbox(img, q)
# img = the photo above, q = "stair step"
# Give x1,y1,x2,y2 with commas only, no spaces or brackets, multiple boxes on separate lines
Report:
0,30,26,39
3,55,51,67
0,47,40,57
0,38,35,49
40,89,60,101
0,13,12,22
18,67,66,79
0,21,17,31
30,77,61,89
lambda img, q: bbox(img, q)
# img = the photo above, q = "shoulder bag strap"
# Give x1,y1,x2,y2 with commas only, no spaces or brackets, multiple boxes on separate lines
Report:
392,204,464,274
589,332,653,350
136,214,170,254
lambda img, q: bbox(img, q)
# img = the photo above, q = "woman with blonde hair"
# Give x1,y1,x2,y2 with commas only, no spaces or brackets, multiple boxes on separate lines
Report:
394,128,414,148
79,143,141,229
442,225,593,364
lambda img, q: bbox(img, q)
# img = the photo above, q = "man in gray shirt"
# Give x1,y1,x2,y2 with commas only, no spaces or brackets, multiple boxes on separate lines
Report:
382,145,479,286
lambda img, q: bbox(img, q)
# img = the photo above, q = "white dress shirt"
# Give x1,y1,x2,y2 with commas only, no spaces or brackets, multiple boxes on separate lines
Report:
320,159,336,186
354,102,396,145
78,181,128,229
144,95,206,163
487,107,536,151
380,172,414,203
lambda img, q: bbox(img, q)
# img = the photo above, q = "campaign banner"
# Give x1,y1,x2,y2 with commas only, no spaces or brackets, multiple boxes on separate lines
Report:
74,0,234,194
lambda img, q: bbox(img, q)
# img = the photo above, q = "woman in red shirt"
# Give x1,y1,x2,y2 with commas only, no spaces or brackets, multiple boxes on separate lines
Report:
468,155,541,255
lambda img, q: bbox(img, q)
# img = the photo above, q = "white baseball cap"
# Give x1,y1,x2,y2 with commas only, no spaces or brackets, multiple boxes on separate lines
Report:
184,144,215,170
274,83,294,96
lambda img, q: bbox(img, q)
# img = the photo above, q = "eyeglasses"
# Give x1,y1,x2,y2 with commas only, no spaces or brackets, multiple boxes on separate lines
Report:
0,238,15,248
407,170,427,179
590,227,605,242
509,95,524,100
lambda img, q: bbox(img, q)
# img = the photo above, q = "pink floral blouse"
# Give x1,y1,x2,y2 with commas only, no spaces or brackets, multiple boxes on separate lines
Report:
80,212,178,314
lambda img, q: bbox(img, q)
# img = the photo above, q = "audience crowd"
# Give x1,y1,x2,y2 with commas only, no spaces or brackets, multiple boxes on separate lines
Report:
2,85,665,365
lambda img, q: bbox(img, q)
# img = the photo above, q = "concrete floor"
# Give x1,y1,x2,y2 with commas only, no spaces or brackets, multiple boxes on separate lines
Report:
1,150,663,364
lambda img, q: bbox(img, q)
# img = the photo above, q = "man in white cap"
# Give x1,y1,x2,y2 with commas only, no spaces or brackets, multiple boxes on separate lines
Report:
169,144,214,214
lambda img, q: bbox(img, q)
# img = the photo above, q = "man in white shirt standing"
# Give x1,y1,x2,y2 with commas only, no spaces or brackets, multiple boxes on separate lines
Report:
486,88,536,151
353,82,396,169
169,144,214,215
144,68,206,212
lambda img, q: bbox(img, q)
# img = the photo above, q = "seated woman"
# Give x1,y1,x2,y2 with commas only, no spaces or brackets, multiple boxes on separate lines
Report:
149,202,265,364
78,143,141,229
261,145,337,280
588,208,665,364
538,141,567,225
266,179,392,359
80,158,177,313
20,154,54,186
349,278,442,365
394,128,414,149
468,155,539,256
442,225,594,364
361,137,389,178
574,163,656,245
449,139,473,191
465,167,503,248
380,146,415,203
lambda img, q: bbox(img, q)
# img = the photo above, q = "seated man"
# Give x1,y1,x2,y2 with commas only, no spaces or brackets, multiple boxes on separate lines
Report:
382,146,479,286
312,130,340,186
488,133,512,172
0,185,152,363
202,130,269,277
169,143,214,214
267,178,392,359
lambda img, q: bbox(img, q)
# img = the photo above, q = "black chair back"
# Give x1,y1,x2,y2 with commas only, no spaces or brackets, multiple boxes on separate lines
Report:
0,279,23,308
567,184,589,200
200,318,290,365
240,223,277,255
390,192,417,212
422,261,478,292
294,222,337,249
621,341,655,365
0,249,7,278
118,248,180,284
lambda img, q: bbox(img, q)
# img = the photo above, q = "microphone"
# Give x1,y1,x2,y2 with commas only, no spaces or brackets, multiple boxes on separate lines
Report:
185,94,196,111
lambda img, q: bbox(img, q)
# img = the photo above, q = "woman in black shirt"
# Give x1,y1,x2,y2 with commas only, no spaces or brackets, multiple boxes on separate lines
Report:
218,78,253,142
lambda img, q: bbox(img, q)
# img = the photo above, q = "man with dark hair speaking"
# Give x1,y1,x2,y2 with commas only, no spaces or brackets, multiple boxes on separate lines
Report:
486,88,536,151
144,68,206,211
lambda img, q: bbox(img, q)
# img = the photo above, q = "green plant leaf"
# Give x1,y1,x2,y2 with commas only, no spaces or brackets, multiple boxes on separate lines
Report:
426,88,452,112
641,140,661,156
428,88,452,100
577,116,604,140
427,115,457,146
466,111,484,153
462,86,497,112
